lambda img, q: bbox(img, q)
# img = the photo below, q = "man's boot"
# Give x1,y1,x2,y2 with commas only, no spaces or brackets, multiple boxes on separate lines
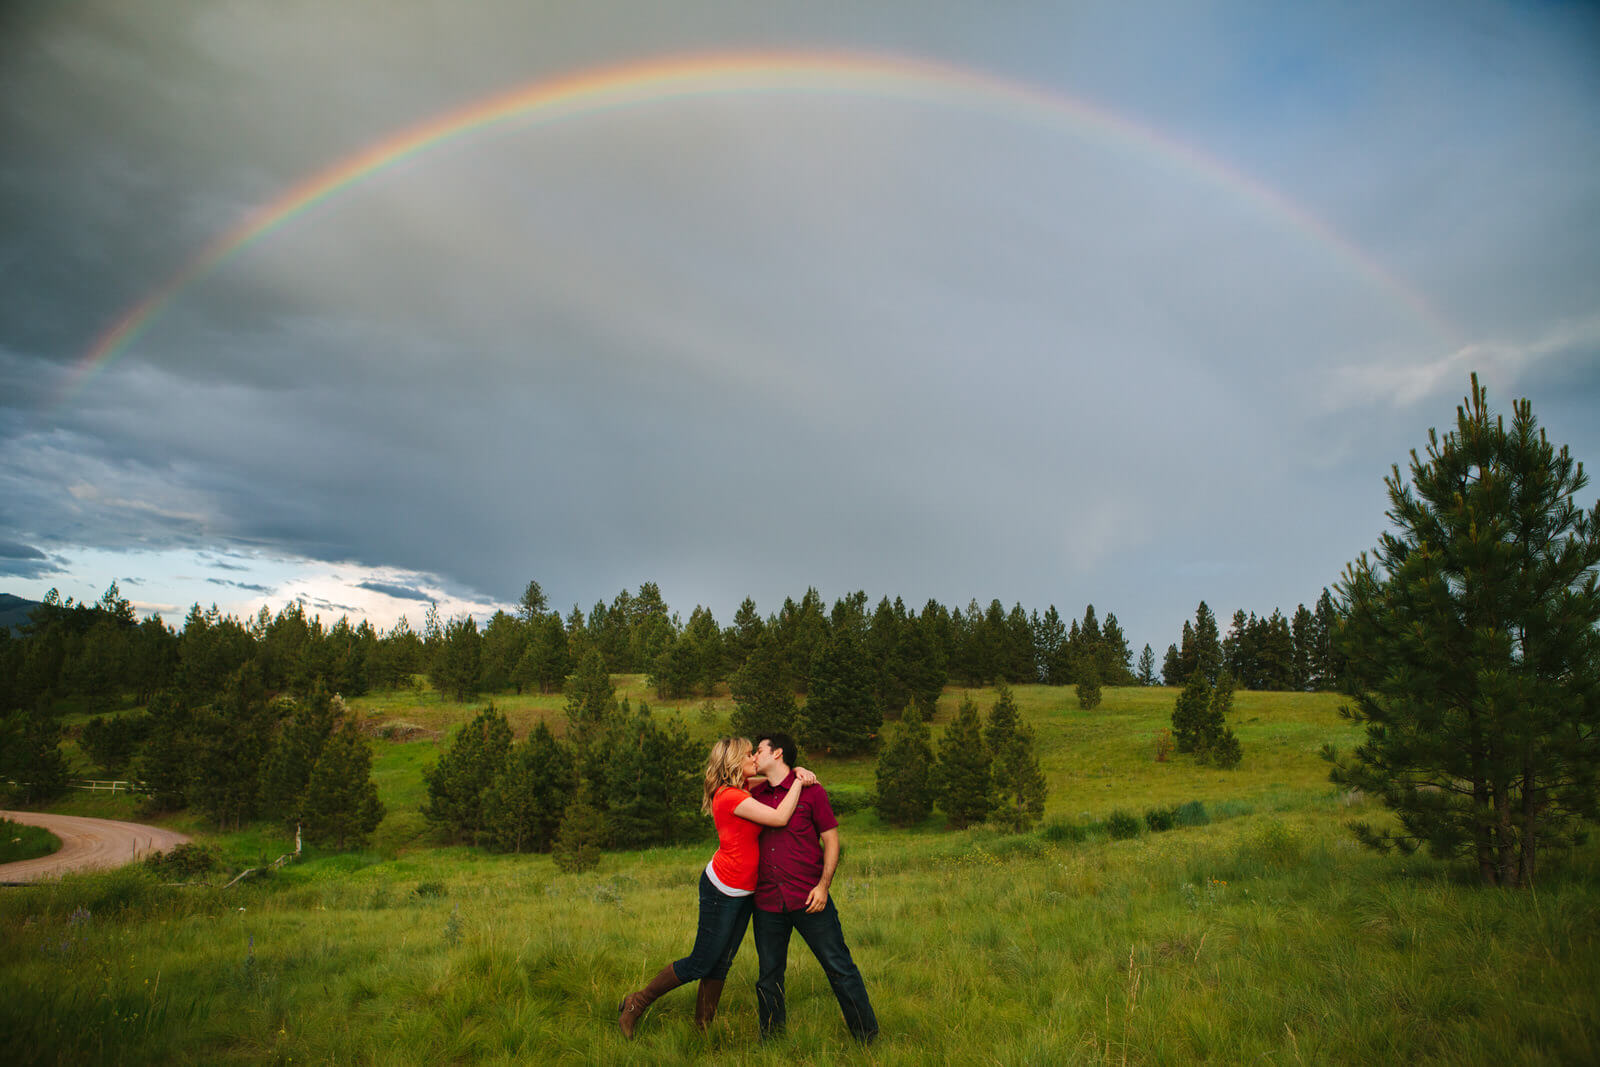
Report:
693,979,725,1031
618,963,681,1038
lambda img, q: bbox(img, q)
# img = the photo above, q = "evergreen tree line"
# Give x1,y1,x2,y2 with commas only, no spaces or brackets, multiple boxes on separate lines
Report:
1158,594,1348,692
1,577,1167,746
0,587,386,717
873,683,1048,832
418,651,699,864
63,669,383,847
3,577,1355,737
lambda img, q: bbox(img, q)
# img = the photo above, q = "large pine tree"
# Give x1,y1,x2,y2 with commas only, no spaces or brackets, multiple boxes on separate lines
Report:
258,685,340,825
802,626,881,756
873,706,936,826
935,695,992,829
729,629,797,739
421,704,513,843
482,721,575,853
1329,377,1600,886
986,684,1046,831
301,719,384,849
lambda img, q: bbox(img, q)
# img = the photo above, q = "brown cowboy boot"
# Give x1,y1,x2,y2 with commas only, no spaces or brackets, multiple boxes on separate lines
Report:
693,978,725,1031
618,963,681,1038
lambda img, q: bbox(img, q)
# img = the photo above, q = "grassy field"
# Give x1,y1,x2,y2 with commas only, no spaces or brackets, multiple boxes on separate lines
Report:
1,818,61,864
4,682,1597,1064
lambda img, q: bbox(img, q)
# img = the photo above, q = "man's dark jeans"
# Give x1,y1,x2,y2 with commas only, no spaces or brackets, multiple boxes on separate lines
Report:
753,901,878,1042
671,871,754,982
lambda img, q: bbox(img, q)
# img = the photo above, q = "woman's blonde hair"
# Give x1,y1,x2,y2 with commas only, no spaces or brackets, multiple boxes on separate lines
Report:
702,737,752,814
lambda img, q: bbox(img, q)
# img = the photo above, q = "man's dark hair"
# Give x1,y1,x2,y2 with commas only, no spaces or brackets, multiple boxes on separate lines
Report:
756,731,800,769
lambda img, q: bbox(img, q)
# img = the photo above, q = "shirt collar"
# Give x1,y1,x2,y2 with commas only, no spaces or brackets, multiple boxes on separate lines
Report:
756,769,795,792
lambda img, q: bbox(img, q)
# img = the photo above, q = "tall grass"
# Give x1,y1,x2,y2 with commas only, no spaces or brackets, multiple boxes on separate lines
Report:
1,818,61,864
4,684,1596,1064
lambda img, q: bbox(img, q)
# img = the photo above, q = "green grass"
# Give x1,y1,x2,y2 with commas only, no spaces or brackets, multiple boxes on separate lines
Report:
4,683,1596,1064
0,818,61,864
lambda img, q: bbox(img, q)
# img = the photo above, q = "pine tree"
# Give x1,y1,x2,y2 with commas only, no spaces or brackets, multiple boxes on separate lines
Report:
552,786,606,873
477,611,525,694
802,626,881,756
649,631,699,700
873,705,936,826
1171,671,1210,753
79,712,151,776
516,613,571,695
1196,673,1242,768
3,708,69,803
421,704,513,843
1311,589,1343,691
186,664,275,829
726,597,765,672
987,684,1046,831
134,691,194,812
983,682,1021,753
258,687,339,825
482,721,575,853
596,701,700,848
1161,643,1182,686
1290,604,1315,691
1034,606,1067,685
1137,644,1157,687
1075,660,1102,710
1099,612,1134,685
1329,376,1600,886
1176,621,1197,681
432,616,481,702
517,579,549,623
1193,602,1222,683
563,648,617,747
891,609,948,716
301,719,384,849
729,629,798,739
935,695,992,829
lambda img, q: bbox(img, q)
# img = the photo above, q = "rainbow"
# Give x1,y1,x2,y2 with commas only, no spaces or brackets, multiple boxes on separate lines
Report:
64,49,1456,400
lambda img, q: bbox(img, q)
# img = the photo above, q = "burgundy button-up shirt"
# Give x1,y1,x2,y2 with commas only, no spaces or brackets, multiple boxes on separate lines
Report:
748,771,838,913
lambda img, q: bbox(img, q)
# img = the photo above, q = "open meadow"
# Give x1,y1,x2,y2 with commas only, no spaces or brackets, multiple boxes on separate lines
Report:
4,682,1598,1065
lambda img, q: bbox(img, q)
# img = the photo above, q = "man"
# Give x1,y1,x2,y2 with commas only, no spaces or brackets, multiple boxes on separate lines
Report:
747,731,878,1043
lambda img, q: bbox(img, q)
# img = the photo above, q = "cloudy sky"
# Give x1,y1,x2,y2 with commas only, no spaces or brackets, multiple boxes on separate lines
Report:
2,0,1597,653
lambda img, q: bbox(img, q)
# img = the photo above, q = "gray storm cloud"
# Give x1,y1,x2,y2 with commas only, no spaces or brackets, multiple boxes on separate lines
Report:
2,0,1596,645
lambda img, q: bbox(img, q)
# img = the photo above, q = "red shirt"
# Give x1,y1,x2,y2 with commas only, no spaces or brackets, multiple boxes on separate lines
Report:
748,771,839,913
709,786,760,891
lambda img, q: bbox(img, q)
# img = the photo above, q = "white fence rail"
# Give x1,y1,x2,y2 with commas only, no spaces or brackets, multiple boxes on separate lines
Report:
4,779,144,794
74,779,141,794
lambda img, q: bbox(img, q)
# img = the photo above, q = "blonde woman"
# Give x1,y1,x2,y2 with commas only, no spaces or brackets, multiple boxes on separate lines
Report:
618,736,816,1037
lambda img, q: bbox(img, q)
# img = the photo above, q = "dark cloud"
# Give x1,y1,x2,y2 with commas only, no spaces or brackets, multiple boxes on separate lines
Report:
357,580,434,603
0,539,61,579
0,541,47,561
206,577,273,594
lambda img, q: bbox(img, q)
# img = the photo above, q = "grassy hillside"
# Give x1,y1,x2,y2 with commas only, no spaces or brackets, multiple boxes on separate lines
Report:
4,683,1597,1064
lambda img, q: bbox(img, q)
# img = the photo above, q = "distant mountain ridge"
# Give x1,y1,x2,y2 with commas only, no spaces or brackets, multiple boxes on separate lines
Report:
1,592,45,634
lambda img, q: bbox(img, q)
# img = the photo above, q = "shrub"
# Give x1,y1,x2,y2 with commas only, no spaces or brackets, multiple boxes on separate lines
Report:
1153,729,1174,762
1105,810,1141,840
1040,819,1087,843
1175,800,1210,827
552,793,604,873
143,843,219,879
1246,819,1304,865
829,784,873,817
1144,806,1179,833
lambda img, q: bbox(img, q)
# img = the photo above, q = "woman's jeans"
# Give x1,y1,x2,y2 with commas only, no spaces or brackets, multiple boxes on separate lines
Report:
671,871,754,982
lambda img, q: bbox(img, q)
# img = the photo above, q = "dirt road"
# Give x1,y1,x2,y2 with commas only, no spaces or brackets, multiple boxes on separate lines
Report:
0,810,191,883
